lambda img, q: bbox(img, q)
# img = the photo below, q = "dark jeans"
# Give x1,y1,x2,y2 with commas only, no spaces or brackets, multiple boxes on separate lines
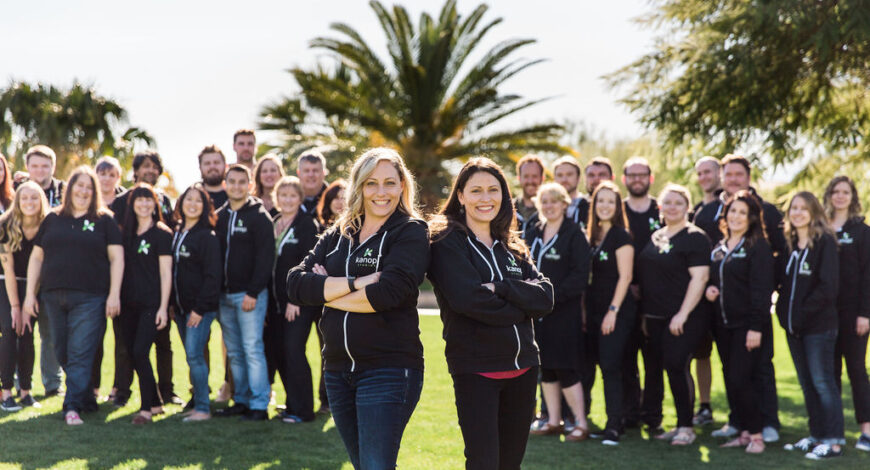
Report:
0,281,34,391
835,318,870,424
282,303,318,421
715,326,765,434
118,304,161,412
787,329,845,445
325,367,423,470
176,311,216,414
588,306,635,432
642,311,710,428
40,290,106,413
452,368,537,470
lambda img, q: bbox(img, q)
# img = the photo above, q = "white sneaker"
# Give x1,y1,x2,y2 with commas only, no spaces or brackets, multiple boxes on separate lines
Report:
761,426,779,443
711,424,737,438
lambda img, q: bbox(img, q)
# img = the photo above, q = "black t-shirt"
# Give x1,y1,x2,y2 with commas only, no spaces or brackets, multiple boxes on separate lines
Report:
110,190,175,226
587,227,633,316
638,224,711,319
0,231,35,279
34,212,123,294
121,224,173,307
625,198,661,255
208,189,228,210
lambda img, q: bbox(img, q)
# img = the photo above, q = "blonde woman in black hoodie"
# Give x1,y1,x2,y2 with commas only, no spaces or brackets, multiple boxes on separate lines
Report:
287,148,428,470
823,176,870,451
428,157,554,470
777,191,844,460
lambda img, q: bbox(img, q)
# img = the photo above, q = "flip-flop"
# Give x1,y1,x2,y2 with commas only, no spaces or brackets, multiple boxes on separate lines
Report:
65,411,83,425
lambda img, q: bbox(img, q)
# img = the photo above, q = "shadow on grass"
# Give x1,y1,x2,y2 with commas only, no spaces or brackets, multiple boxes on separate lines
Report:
0,403,349,469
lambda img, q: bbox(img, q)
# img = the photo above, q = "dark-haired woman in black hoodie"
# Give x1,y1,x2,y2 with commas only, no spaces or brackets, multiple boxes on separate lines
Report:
428,157,554,470
823,176,870,451
706,190,774,454
171,184,220,422
287,148,428,470
777,191,844,460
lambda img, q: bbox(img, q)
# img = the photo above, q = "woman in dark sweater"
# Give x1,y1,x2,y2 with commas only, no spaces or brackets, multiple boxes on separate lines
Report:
525,182,590,442
271,176,320,423
287,148,428,470
23,166,124,425
428,157,554,470
823,176,870,451
777,191,844,460
171,184,220,422
706,190,774,453
0,182,48,411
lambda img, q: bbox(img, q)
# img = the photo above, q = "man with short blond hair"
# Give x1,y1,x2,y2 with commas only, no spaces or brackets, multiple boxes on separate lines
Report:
552,156,588,229
514,154,545,235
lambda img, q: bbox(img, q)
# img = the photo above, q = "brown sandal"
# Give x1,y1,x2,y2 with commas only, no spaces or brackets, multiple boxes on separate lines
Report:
530,422,563,436
720,431,751,448
131,413,152,425
565,425,589,442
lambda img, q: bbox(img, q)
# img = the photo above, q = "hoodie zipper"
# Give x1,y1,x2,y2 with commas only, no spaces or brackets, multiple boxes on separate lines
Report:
224,210,237,289
172,229,190,312
474,237,523,369
785,248,809,335
272,217,297,307
716,237,744,326
340,230,389,372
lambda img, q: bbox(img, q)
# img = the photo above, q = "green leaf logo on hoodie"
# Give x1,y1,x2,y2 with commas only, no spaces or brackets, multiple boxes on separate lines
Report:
138,239,151,255
799,261,812,275
82,219,95,232
840,231,853,244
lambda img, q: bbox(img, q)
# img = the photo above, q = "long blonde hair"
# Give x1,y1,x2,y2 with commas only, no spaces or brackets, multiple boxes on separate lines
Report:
784,191,835,251
337,147,420,237
0,182,49,252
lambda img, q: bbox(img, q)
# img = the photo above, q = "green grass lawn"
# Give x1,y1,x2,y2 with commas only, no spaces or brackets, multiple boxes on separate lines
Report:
0,314,868,469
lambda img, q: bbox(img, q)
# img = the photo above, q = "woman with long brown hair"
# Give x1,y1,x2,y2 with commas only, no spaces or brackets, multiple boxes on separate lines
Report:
316,178,347,228
428,157,553,469
253,154,285,216
777,191,844,459
0,154,14,213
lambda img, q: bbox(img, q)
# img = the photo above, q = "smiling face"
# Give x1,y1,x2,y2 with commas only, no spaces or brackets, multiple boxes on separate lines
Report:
97,168,120,194
277,185,302,215
594,187,617,222
259,160,282,191
200,152,226,186
624,163,651,198
539,191,567,223
330,189,346,215
233,135,256,163
362,160,403,222
788,196,811,230
518,162,543,200
553,163,579,195
70,175,94,212
135,158,160,185
18,186,43,217
459,170,502,227
181,189,204,222
726,199,750,235
585,164,612,194
225,169,251,203
660,190,689,225
696,160,720,194
26,154,53,188
722,162,750,197
298,159,325,195
830,181,852,212
133,195,156,220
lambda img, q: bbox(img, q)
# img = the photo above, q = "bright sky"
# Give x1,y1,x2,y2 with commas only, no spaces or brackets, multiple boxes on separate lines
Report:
2,0,655,187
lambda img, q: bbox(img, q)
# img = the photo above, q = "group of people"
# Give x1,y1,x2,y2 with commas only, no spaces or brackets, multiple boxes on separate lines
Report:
0,132,867,469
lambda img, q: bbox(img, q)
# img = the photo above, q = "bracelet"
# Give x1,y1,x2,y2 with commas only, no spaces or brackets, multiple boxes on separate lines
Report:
347,276,357,292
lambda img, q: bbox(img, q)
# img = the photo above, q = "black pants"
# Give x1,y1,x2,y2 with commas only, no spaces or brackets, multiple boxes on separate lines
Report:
92,314,171,402
0,282,34,391
155,323,173,400
715,325,765,434
118,304,161,412
834,318,870,424
587,305,635,432
721,320,779,429
315,314,328,409
641,311,709,428
282,303,318,421
264,297,287,388
623,299,649,425
453,368,537,470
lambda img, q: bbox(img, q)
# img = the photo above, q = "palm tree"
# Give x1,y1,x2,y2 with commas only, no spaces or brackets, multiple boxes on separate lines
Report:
259,0,571,211
0,80,154,178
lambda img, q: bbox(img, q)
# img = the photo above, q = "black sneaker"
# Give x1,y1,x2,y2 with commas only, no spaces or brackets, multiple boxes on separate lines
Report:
215,403,249,417
183,399,195,411
784,437,816,452
18,395,41,408
167,393,185,406
602,429,620,446
240,409,268,421
805,443,843,460
692,406,713,426
1,396,21,411
857,433,870,452
43,388,61,398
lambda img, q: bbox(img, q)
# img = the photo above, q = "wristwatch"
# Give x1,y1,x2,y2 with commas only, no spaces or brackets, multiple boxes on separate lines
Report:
608,305,618,313
348,276,357,292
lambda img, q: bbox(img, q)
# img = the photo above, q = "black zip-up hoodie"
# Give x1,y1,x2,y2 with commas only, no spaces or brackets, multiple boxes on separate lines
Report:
286,210,428,373
272,212,320,307
171,224,221,315
709,237,774,331
216,196,275,296
428,228,554,375
835,217,870,324
775,232,839,336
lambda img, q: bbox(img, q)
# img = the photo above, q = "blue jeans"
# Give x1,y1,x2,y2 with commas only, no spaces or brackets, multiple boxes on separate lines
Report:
325,368,423,470
787,329,845,445
37,308,63,392
176,311,216,414
219,290,270,410
40,290,106,413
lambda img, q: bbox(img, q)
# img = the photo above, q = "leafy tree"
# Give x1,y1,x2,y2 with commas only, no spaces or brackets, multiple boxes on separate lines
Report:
259,0,570,211
606,0,870,177
0,80,155,179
